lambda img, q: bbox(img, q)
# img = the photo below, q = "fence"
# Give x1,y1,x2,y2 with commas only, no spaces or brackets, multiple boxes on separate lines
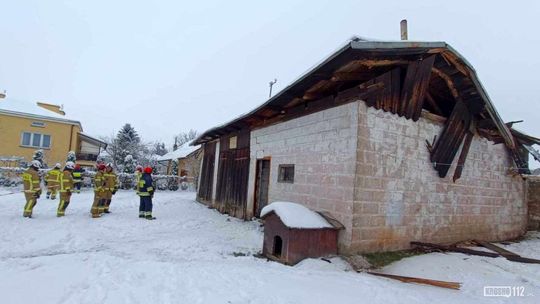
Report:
0,167,196,191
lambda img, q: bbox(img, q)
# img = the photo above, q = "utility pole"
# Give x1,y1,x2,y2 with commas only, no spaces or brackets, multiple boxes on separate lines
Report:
268,78,277,98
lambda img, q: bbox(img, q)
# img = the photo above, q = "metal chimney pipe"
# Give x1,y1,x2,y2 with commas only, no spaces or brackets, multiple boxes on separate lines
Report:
400,19,408,40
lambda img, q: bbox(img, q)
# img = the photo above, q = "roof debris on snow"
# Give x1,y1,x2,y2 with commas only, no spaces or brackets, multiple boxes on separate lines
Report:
261,202,333,229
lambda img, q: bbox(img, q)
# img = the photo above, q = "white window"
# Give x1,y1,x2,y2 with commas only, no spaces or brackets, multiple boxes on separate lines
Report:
21,132,51,149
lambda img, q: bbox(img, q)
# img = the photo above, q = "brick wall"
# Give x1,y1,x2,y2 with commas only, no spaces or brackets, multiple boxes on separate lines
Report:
527,176,540,230
353,102,527,253
247,103,358,251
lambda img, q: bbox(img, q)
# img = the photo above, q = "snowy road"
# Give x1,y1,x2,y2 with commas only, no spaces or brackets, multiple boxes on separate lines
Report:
0,190,539,303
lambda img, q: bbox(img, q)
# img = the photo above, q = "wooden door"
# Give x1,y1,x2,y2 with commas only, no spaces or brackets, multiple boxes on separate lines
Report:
254,159,271,217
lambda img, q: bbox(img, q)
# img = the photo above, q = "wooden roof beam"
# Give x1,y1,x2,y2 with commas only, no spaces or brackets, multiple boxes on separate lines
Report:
432,67,460,100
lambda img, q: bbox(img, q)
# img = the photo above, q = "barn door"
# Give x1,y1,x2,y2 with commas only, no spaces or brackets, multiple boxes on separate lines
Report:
254,159,271,217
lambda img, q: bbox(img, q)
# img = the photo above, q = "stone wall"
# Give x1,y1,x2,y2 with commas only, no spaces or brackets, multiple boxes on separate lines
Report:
247,103,358,251
527,176,540,230
352,102,527,253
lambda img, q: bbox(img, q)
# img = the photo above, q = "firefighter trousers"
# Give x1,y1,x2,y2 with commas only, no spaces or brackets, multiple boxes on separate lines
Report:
57,192,72,217
46,186,58,199
102,191,113,213
23,192,38,217
91,191,104,218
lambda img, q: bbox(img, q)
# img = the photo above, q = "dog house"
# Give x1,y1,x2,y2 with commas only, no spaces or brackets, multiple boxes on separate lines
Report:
261,202,343,265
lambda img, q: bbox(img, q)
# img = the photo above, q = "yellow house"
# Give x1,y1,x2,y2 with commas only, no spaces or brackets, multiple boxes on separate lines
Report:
0,94,106,168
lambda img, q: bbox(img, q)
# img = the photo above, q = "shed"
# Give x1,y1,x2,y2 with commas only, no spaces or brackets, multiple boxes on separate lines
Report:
261,202,343,265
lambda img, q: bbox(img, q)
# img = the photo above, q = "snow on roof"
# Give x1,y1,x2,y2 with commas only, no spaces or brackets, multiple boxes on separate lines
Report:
260,202,333,229
156,140,200,161
0,97,80,125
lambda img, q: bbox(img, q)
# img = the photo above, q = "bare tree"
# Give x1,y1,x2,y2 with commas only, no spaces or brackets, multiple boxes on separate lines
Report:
174,129,198,150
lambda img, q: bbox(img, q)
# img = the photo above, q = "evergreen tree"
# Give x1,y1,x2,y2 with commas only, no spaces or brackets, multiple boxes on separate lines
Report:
123,154,136,173
113,123,141,169
171,159,178,175
67,151,77,163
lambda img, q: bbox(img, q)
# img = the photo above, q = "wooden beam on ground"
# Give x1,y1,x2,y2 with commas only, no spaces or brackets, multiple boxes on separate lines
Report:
453,131,474,182
399,55,436,121
366,272,462,290
474,240,540,264
411,241,500,258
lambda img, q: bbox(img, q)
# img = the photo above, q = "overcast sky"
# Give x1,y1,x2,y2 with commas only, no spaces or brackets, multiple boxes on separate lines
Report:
1,1,539,153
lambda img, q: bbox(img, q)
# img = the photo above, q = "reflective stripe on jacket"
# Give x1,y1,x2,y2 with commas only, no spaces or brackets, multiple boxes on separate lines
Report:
137,173,154,197
45,169,61,184
94,171,105,192
72,167,84,181
60,170,74,192
22,168,41,194
103,172,118,191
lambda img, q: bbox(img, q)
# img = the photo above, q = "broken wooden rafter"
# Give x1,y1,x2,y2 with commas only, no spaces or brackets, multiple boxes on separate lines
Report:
441,51,469,76
365,67,401,113
430,100,472,178
366,272,461,290
431,67,460,100
331,72,374,82
425,92,444,116
452,130,474,182
399,55,436,121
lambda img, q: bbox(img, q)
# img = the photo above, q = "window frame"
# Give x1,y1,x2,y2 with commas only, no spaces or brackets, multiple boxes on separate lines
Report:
229,136,237,149
277,164,295,183
20,131,52,149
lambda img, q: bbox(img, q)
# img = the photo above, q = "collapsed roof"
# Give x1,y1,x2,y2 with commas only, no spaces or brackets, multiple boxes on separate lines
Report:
194,37,539,176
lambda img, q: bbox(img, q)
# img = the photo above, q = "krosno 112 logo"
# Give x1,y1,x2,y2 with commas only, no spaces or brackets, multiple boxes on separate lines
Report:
484,286,526,297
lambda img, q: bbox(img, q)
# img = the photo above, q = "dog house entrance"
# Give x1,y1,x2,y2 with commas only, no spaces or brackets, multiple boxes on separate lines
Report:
273,236,283,257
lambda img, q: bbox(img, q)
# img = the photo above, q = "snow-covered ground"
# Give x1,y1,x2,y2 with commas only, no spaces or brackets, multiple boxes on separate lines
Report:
0,189,539,304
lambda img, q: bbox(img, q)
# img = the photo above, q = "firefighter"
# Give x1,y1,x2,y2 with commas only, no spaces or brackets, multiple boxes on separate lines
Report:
72,164,84,193
137,167,155,220
102,163,119,214
135,165,144,217
57,162,75,217
22,160,42,218
91,164,106,218
44,163,61,200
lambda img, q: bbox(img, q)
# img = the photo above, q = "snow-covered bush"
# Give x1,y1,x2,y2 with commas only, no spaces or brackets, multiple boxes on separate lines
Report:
0,167,190,191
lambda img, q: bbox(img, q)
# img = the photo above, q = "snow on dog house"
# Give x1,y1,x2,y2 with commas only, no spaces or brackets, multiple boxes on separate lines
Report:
193,34,540,254
261,202,343,265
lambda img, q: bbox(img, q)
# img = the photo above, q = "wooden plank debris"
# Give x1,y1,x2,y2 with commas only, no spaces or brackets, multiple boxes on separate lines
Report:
411,241,499,258
367,272,462,290
474,240,540,264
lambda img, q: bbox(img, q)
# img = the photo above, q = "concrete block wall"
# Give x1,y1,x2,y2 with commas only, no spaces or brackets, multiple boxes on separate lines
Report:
247,103,358,251
352,102,527,253
526,176,540,230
